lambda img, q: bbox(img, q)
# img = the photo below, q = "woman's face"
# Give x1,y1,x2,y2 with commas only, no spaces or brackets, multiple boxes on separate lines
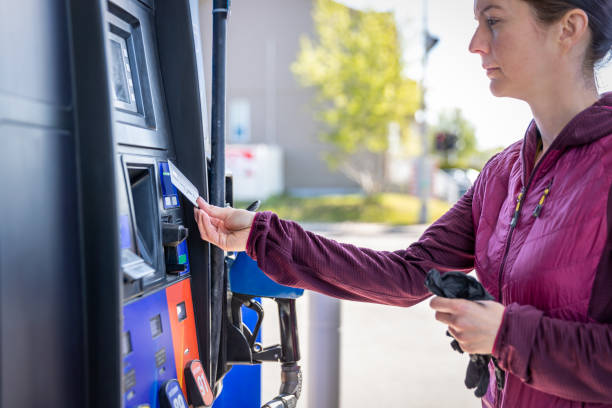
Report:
469,0,560,100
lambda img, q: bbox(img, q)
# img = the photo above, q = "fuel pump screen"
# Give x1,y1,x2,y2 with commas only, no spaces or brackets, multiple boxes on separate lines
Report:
110,39,130,103
108,32,139,114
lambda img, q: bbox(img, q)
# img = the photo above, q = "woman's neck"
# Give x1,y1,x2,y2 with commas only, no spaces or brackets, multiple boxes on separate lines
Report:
528,84,599,153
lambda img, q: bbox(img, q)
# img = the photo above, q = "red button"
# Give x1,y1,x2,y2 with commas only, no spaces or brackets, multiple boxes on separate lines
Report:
185,360,214,407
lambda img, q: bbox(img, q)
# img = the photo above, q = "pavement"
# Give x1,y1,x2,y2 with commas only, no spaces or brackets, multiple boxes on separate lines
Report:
260,222,481,408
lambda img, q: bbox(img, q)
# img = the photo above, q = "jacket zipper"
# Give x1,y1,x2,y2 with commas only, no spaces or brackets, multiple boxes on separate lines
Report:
532,179,554,218
494,148,553,408
497,186,526,301
497,152,551,301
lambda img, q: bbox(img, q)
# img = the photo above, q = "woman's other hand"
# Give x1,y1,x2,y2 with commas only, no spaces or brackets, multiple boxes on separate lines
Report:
430,297,505,355
193,197,256,252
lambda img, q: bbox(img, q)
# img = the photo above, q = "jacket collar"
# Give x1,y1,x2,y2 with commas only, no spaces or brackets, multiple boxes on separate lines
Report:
520,92,612,185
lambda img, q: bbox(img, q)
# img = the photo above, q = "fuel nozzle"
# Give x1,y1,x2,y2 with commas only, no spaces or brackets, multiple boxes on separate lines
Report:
228,296,303,408
225,251,304,408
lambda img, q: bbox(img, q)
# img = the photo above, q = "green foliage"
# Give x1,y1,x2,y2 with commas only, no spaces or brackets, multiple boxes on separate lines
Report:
429,108,479,170
472,146,506,170
292,0,420,191
238,193,451,225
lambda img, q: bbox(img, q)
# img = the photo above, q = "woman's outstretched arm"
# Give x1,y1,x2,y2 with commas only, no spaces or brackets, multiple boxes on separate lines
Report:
237,187,477,307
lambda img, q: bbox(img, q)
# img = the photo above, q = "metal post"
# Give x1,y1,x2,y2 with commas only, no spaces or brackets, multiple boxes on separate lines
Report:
265,39,277,144
210,0,229,388
418,0,437,224
308,292,341,408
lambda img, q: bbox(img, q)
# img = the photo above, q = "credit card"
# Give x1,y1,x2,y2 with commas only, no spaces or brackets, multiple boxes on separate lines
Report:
168,160,200,207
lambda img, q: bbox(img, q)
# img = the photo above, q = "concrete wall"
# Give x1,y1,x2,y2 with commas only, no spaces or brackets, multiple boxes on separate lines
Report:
199,0,360,193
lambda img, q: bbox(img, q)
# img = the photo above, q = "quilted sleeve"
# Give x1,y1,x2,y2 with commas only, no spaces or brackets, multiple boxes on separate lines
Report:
493,303,612,403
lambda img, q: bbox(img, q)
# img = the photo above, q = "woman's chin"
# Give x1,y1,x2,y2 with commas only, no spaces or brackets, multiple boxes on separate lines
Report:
489,80,509,97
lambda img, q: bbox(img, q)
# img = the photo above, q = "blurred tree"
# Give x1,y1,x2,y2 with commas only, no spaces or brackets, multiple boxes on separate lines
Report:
429,108,479,170
472,146,506,170
292,0,420,194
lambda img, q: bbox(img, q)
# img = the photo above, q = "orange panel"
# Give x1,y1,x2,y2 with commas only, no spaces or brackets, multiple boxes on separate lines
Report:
166,278,200,393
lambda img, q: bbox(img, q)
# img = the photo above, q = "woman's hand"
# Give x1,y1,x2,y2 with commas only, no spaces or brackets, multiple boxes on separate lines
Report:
429,297,505,355
193,197,256,252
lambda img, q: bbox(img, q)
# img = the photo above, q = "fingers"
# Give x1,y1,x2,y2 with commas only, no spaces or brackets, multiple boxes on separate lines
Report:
435,311,455,326
447,326,464,342
431,297,504,355
196,197,206,209
429,296,451,312
429,296,471,313
194,205,222,228
474,300,494,308
431,297,469,332
449,327,476,354
196,196,229,219
200,211,219,244
194,208,221,246
209,216,222,228
435,311,467,333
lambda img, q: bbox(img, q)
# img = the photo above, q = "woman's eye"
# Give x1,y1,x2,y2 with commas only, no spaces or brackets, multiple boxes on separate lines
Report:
487,18,500,27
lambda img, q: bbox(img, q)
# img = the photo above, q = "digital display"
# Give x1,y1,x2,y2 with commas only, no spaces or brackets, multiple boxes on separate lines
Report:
176,302,187,322
149,314,163,338
122,331,133,356
110,39,131,103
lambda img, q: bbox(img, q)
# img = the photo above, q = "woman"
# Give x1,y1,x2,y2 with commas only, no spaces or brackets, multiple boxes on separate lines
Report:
194,0,612,406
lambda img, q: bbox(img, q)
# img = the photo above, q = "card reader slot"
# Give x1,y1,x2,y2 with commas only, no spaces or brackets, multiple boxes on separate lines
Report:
128,166,161,280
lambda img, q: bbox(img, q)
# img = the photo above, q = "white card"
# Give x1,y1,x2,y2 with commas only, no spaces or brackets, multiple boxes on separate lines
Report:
168,160,200,207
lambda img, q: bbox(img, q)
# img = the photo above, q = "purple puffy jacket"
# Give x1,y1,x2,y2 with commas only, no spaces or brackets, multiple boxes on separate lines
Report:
246,93,612,407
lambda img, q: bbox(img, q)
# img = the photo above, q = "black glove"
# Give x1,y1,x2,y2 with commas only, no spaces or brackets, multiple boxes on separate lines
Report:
425,269,505,398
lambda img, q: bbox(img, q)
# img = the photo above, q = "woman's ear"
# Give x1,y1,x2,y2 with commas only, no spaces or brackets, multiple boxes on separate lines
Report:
558,8,590,55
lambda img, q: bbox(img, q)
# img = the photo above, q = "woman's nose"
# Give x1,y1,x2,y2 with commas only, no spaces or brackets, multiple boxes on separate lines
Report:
469,25,489,55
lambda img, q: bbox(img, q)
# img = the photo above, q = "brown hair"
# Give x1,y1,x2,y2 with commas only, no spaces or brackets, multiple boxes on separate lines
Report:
521,0,612,69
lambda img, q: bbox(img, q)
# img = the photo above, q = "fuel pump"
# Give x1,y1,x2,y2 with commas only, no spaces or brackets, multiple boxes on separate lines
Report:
2,0,302,406
69,0,216,406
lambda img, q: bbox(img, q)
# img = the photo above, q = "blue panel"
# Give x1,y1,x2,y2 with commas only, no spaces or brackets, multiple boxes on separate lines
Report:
159,162,179,209
213,300,261,408
229,252,304,299
123,289,178,408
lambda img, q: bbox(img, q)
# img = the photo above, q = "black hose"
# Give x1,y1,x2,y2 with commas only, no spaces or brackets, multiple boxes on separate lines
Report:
209,0,229,388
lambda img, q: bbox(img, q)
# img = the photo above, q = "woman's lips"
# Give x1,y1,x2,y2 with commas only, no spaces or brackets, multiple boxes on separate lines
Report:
485,67,501,76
